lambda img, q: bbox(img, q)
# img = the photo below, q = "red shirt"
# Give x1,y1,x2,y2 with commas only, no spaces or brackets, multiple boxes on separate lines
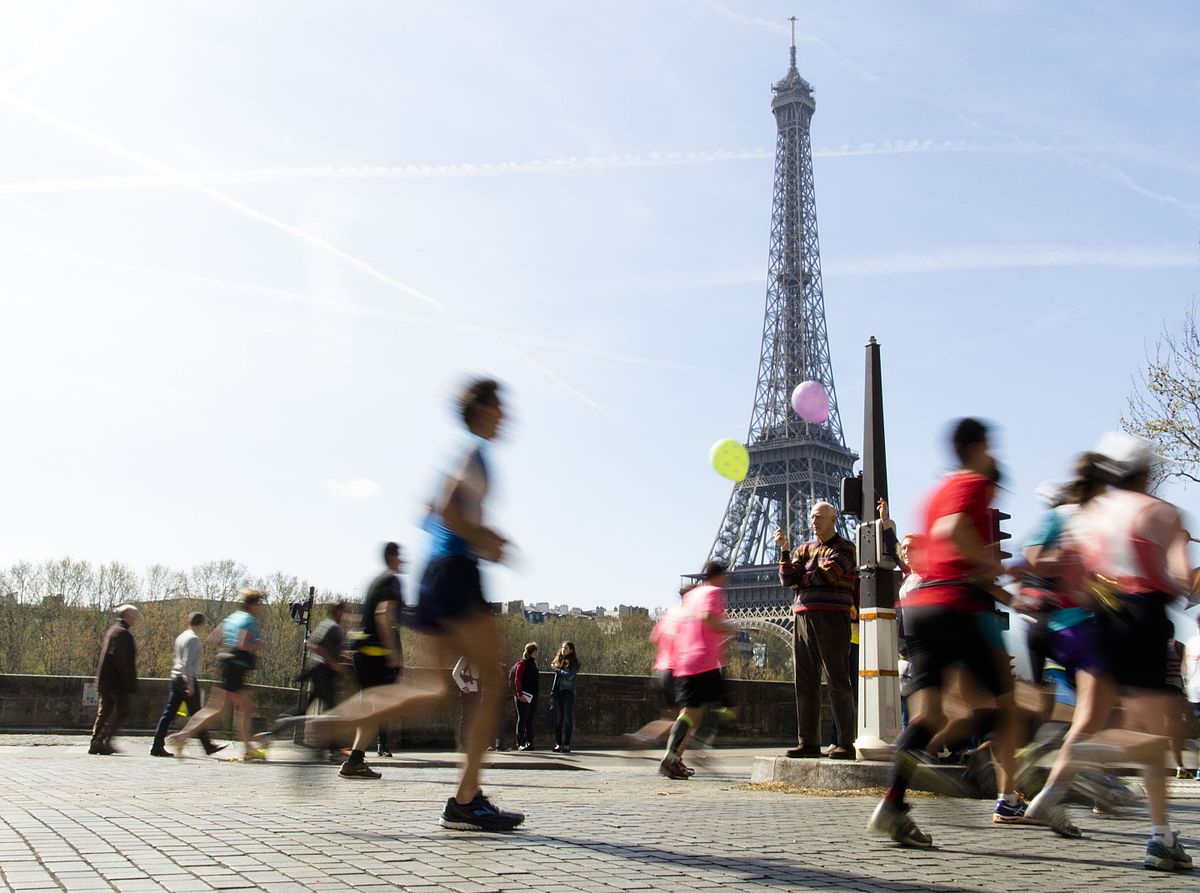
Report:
904,472,993,612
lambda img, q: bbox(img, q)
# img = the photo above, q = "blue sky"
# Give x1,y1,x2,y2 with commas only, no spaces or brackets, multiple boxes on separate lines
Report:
1,1,1198,609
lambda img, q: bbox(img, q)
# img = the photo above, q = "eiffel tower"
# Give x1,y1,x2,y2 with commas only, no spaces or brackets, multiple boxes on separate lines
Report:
703,21,858,612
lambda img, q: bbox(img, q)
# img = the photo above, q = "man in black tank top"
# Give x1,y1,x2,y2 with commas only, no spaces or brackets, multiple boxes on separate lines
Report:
341,542,404,778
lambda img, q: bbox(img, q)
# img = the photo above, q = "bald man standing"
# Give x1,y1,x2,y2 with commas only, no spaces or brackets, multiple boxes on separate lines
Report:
776,502,858,759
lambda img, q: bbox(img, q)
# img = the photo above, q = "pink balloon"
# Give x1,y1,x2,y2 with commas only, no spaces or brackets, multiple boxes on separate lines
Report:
791,380,830,424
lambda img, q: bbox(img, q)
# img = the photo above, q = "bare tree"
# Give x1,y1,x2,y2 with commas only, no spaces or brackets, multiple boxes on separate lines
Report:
1125,302,1200,486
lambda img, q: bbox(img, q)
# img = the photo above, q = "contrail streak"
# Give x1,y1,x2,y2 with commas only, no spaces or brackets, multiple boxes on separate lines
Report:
0,94,445,311
0,238,695,373
0,141,1100,196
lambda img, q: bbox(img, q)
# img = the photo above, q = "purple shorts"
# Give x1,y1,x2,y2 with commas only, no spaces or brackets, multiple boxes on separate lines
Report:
1049,615,1107,677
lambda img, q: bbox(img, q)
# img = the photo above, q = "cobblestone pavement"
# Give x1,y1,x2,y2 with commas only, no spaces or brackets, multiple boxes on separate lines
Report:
1,737,1198,892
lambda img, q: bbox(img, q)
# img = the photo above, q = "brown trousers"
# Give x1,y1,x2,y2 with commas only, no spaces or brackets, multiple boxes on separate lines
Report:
91,688,130,746
793,611,856,749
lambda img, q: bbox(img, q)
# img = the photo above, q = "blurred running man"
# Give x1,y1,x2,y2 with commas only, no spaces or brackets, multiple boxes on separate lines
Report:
868,418,1021,847
659,561,737,780
340,546,405,779
297,378,523,831
169,590,267,761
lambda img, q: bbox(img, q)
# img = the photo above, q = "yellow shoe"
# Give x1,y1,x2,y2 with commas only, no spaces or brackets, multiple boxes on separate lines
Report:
244,746,268,762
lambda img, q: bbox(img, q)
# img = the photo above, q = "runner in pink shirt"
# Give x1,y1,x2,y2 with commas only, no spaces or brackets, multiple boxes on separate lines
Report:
659,562,737,780
624,586,694,748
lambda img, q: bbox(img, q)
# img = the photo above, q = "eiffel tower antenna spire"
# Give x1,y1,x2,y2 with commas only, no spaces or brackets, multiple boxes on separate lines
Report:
693,23,857,610
789,16,797,72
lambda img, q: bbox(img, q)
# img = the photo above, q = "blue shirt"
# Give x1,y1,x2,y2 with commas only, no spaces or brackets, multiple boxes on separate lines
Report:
223,610,262,651
425,436,489,561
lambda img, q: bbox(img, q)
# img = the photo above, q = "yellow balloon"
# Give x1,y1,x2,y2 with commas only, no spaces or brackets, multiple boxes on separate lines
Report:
710,438,749,482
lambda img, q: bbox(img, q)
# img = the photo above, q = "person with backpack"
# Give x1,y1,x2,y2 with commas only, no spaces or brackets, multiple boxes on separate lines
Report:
513,643,540,750
550,642,579,753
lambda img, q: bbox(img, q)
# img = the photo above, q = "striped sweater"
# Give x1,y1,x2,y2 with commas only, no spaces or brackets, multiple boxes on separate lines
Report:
780,533,858,613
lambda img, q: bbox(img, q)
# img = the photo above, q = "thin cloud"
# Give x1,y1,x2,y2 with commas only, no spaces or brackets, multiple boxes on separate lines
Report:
0,238,696,373
327,479,380,500
0,94,445,311
0,95,621,414
824,245,1199,276
0,141,1092,196
696,0,884,84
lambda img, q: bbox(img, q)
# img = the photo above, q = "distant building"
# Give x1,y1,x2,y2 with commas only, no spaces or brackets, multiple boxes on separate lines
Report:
617,605,649,619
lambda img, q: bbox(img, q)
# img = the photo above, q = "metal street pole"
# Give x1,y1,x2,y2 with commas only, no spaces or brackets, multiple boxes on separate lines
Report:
854,337,902,760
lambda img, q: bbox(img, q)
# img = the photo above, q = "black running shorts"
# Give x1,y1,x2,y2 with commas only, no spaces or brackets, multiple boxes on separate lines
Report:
218,656,249,693
903,607,1012,698
353,651,400,690
674,668,727,708
416,555,488,632
1094,593,1171,690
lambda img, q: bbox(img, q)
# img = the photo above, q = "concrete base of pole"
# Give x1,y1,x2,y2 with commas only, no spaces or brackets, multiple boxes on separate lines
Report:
852,732,892,762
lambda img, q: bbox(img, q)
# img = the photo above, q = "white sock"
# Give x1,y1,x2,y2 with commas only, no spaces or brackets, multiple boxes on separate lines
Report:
1151,825,1175,846
1032,780,1069,808
1001,792,1020,806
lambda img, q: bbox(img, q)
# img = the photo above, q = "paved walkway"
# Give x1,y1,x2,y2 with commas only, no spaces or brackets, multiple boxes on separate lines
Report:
1,736,1198,892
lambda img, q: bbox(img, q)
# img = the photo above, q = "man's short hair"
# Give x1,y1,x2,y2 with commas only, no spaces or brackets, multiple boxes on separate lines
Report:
115,603,138,616
188,612,205,626
383,541,400,562
239,588,265,606
457,378,501,427
951,417,989,465
701,560,728,581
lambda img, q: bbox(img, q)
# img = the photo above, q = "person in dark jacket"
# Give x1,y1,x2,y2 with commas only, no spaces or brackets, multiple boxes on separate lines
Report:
90,604,139,755
513,642,539,750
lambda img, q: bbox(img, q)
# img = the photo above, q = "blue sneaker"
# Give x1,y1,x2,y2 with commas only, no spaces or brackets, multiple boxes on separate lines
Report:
1144,835,1193,871
439,792,524,832
993,796,1034,825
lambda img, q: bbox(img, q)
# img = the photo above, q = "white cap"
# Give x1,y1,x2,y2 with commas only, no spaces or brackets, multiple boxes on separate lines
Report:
1093,431,1161,477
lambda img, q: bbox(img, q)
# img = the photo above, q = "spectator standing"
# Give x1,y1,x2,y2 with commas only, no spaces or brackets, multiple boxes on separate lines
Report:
513,643,540,750
90,604,139,755
452,657,480,753
550,642,579,753
150,613,224,757
775,501,859,760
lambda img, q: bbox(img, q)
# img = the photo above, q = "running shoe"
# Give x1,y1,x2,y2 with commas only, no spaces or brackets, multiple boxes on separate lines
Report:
243,747,268,762
1025,798,1083,839
1176,767,1192,779
203,744,228,757
677,759,697,776
993,796,1035,825
164,734,186,757
1144,835,1194,871
439,793,524,831
867,799,933,848
377,748,393,758
658,756,690,780
1195,769,1200,781
149,747,174,758
339,760,381,779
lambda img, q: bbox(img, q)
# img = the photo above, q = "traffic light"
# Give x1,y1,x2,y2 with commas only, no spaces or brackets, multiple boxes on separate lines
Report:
990,509,1012,561
841,473,864,519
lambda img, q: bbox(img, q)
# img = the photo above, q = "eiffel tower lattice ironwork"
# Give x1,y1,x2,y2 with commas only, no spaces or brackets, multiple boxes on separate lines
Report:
702,22,858,612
